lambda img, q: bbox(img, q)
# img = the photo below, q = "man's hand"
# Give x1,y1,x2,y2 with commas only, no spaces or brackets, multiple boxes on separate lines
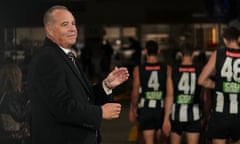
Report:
103,67,129,90
129,104,137,123
162,119,171,137
101,103,122,120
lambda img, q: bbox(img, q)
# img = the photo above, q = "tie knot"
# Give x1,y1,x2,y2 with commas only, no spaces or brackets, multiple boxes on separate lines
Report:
67,51,80,72
67,52,75,60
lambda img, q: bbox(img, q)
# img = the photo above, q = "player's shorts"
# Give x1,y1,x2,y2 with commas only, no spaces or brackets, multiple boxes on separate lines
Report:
137,108,164,131
171,119,201,135
207,112,240,142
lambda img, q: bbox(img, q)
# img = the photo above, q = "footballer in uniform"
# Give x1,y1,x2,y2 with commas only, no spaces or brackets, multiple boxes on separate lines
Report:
163,44,203,144
129,40,170,144
198,27,240,144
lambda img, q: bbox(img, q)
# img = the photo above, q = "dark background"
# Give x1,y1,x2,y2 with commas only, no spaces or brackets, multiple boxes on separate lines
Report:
0,0,239,27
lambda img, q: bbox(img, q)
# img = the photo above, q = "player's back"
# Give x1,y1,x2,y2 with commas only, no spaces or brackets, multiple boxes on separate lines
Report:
138,62,167,109
171,64,202,122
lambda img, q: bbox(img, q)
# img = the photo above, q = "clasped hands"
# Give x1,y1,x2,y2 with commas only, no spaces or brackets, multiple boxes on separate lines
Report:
102,67,129,120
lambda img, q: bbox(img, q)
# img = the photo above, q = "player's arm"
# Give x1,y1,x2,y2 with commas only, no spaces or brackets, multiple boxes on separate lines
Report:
129,66,140,123
163,65,173,136
198,51,216,89
200,87,212,127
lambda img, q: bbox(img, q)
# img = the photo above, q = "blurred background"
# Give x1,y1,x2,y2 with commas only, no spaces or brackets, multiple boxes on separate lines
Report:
0,0,239,143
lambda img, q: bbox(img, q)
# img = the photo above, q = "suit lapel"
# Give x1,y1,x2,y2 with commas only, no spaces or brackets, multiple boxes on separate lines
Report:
45,38,94,97
48,42,94,97
63,53,94,96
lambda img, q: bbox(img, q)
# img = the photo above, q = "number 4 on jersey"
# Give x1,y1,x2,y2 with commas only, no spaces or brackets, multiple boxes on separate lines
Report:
148,71,160,90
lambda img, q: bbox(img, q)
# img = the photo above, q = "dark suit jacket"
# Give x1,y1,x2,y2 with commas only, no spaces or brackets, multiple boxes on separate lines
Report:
27,38,111,144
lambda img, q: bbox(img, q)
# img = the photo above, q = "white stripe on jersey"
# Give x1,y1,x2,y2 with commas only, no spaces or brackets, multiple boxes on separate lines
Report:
216,91,224,112
179,104,188,122
171,104,176,120
171,103,201,121
139,87,142,93
215,91,239,114
230,94,238,114
148,100,157,108
161,100,164,108
193,104,200,120
138,98,145,108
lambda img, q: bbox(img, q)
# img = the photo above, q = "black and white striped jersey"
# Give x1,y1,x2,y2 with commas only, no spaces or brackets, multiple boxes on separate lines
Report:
171,64,202,122
137,62,167,109
214,48,240,114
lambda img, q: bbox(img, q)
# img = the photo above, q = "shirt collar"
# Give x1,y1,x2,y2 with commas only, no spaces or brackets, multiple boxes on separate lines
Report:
59,47,72,55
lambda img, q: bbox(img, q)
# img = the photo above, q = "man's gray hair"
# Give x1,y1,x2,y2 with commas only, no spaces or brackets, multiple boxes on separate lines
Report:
43,5,68,26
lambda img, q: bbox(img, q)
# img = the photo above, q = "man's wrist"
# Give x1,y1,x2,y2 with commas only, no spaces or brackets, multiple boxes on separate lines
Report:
102,79,112,95
103,79,113,90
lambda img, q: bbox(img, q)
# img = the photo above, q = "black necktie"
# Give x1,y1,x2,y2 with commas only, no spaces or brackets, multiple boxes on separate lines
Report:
67,52,80,73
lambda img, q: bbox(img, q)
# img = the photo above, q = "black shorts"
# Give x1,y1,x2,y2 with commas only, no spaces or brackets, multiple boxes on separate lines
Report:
207,112,240,141
171,120,201,135
137,108,164,131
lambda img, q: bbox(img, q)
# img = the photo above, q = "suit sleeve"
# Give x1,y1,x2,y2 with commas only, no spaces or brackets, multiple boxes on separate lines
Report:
28,53,102,129
93,83,113,105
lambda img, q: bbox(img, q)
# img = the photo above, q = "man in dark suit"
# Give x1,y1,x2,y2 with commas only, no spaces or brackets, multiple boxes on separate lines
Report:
27,5,129,144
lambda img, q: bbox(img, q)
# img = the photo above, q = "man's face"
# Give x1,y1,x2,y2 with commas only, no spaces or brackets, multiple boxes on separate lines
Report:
46,9,77,49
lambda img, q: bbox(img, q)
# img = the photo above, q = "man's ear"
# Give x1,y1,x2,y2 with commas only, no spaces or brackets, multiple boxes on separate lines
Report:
45,24,53,36
192,51,198,59
176,51,183,60
223,38,228,46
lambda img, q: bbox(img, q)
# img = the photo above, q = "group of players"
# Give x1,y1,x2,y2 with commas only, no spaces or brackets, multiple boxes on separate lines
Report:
129,27,240,144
